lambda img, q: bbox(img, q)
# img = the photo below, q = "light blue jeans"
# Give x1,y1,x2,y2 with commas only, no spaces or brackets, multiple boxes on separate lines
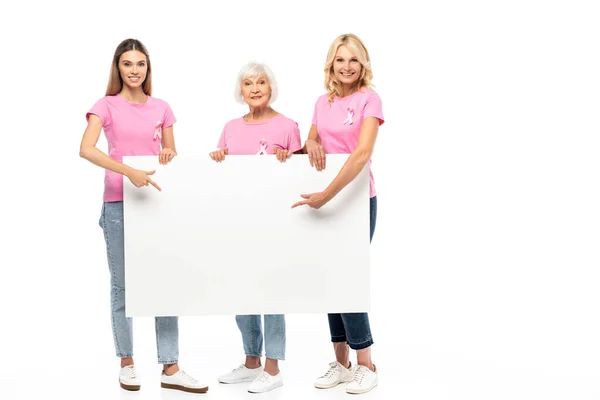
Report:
99,201,179,364
236,315,286,360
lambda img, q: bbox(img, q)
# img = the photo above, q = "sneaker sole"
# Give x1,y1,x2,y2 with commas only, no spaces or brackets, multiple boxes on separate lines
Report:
120,382,140,391
161,382,209,393
315,378,353,389
346,382,378,394
314,381,342,389
248,381,283,393
218,377,259,384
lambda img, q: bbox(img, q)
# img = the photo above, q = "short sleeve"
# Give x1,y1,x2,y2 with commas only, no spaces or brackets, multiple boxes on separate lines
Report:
86,97,110,126
288,122,302,152
216,127,226,149
162,102,177,128
311,97,320,126
363,93,385,126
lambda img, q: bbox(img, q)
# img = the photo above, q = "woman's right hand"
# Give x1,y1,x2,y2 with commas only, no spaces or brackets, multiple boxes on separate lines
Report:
209,148,228,162
305,139,326,171
126,169,161,191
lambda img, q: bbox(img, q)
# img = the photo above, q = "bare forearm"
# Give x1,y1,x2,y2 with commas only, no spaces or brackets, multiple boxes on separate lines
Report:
322,150,370,201
161,127,176,152
80,147,133,176
302,125,321,154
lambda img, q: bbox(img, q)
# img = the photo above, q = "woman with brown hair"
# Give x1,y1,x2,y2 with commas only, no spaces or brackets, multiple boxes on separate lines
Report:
79,38,207,394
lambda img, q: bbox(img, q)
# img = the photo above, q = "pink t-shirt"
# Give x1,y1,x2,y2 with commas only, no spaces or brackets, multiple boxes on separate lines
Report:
311,88,384,197
86,94,176,202
217,114,302,155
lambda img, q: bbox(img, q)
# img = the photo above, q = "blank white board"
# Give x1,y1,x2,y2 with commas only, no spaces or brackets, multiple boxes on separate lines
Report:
122,155,370,316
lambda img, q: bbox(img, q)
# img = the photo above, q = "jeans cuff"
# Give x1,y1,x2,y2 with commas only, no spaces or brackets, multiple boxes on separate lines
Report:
158,360,179,365
331,335,347,343
347,338,373,350
265,354,285,361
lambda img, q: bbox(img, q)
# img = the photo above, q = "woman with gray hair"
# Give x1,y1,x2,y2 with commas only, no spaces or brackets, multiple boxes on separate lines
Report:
210,61,302,393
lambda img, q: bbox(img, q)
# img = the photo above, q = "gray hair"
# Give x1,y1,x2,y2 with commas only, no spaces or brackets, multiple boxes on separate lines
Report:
234,61,278,105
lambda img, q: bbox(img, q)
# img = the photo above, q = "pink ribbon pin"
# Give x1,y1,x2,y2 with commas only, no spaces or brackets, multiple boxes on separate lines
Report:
343,108,354,125
257,138,268,155
154,121,163,140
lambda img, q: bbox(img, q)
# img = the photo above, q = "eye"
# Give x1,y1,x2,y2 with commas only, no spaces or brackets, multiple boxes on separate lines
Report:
123,62,131,67
259,80,266,85
351,59,359,63
336,58,343,62
139,62,146,67
244,82,251,86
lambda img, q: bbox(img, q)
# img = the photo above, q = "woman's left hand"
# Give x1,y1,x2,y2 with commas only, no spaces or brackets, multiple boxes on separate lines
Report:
159,148,177,165
291,192,329,209
275,148,293,163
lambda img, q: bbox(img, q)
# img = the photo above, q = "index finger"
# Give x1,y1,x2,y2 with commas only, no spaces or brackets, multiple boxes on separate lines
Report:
291,200,308,209
148,178,162,191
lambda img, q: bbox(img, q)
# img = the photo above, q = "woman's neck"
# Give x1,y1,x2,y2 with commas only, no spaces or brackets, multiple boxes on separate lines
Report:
119,86,147,104
244,106,278,122
340,84,360,98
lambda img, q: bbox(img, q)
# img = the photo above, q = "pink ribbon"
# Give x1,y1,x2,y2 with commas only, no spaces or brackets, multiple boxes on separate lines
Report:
154,121,163,140
257,138,268,155
343,108,354,125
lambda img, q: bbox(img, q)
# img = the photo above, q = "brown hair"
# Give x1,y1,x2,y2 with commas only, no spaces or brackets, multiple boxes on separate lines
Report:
324,34,374,103
105,38,152,96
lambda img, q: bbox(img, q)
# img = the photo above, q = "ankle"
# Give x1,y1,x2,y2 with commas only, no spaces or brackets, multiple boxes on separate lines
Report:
264,359,279,375
245,357,261,369
357,361,375,371
163,363,180,376
264,366,280,375
120,358,134,368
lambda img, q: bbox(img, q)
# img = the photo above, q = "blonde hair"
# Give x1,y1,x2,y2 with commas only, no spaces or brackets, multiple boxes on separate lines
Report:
324,34,373,103
106,38,152,96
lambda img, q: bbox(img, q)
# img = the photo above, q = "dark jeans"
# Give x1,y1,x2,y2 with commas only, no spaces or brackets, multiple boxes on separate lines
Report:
327,196,377,350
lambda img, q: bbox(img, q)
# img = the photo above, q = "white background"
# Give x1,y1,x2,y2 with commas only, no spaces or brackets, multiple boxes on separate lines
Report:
1,1,599,399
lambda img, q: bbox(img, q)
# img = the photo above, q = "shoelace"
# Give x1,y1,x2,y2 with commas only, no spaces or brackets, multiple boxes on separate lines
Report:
232,364,246,372
256,372,271,383
123,366,137,379
321,362,340,378
178,370,199,385
351,366,368,385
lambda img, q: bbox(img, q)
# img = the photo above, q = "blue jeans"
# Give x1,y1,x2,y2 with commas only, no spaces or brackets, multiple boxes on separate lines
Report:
236,314,286,360
327,196,377,350
99,201,179,363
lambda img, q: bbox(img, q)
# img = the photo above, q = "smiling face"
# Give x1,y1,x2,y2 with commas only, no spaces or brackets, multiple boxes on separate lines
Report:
241,75,271,108
332,45,362,88
118,50,147,89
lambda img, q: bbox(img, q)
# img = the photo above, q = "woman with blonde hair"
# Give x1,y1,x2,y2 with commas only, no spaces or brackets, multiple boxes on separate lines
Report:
292,33,384,395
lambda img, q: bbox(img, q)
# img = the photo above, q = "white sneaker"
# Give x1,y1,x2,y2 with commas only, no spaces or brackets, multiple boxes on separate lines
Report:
218,364,263,384
314,361,355,389
247,371,283,393
345,365,378,394
119,365,141,391
160,370,208,393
